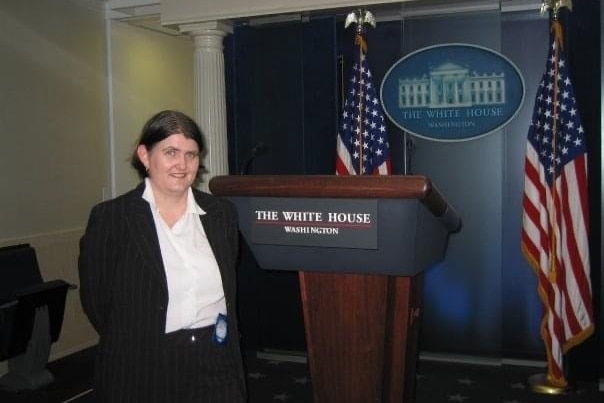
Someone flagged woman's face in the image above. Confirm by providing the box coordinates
[137,133,200,198]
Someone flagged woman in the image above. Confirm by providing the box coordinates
[78,110,247,402]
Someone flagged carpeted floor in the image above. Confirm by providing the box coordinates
[0,347,601,402]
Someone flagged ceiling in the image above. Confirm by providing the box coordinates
[113,0,544,36]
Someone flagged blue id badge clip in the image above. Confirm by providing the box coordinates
[213,313,228,345]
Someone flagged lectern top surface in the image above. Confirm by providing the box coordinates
[209,175,449,217]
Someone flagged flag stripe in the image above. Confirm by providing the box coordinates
[521,20,593,387]
[336,134,357,175]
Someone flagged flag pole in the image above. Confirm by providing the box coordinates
[344,9,376,174]
[336,9,391,175]
[527,0,574,395]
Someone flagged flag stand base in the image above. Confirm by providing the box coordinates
[528,373,574,395]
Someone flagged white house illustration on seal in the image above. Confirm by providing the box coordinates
[398,61,506,109]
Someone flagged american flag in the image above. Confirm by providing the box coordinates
[335,34,391,175]
[521,21,594,387]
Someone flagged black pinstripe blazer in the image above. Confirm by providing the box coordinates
[78,183,247,402]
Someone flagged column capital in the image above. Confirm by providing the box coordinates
[179,20,233,37]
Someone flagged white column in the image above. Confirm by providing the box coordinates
[180,21,232,192]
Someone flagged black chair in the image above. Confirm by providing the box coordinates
[0,244,74,391]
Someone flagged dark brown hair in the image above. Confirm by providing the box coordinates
[131,110,205,178]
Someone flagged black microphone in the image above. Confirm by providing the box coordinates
[240,142,268,175]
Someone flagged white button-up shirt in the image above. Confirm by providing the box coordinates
[142,179,227,333]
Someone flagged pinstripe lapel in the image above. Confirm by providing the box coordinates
[127,185,168,288]
[197,195,222,260]
[194,192,229,283]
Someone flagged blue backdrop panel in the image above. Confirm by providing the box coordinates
[302,16,338,174]
[500,13,549,359]
[228,16,338,352]
[224,7,600,369]
[393,12,504,357]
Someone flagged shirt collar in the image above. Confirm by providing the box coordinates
[142,178,206,216]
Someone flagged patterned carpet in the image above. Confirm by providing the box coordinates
[246,354,603,403]
[0,347,601,402]
[414,359,602,403]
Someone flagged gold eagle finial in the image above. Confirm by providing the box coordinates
[540,0,572,19]
[344,9,376,34]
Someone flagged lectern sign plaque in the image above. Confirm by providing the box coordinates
[250,198,378,249]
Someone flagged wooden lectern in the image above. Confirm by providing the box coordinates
[209,175,460,403]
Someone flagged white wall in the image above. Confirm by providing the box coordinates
[0,0,109,239]
[0,0,194,375]
[0,0,108,373]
